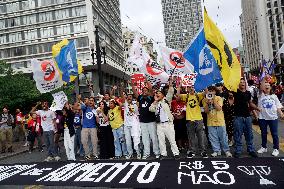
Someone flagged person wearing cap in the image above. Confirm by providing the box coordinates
[203,86,232,157]
[131,79,160,160]
[108,99,128,159]
[176,84,208,158]
[149,79,180,159]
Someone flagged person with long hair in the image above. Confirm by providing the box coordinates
[96,101,114,159]
[257,82,284,157]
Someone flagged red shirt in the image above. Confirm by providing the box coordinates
[27,117,42,134]
[15,112,24,125]
[171,100,186,119]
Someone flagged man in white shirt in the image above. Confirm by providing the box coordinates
[31,101,60,162]
[123,94,141,159]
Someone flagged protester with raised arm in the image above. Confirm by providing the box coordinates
[177,83,208,158]
[131,78,160,159]
[149,78,180,159]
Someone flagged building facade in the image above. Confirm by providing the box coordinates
[161,0,202,51]
[0,0,128,96]
[241,0,284,81]
[122,26,157,75]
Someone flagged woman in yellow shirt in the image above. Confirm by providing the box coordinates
[108,99,128,159]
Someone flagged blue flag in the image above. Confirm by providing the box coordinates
[54,40,79,82]
[183,27,222,92]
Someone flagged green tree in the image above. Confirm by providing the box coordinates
[0,60,75,114]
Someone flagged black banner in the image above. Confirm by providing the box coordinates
[1,158,284,188]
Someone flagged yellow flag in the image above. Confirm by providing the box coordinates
[204,10,241,92]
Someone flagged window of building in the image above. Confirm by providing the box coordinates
[40,27,54,38]
[38,0,53,6]
[24,29,37,40]
[55,9,70,20]
[28,45,37,55]
[7,17,21,27]
[0,35,6,44]
[39,12,53,22]
[13,47,25,56]
[22,0,36,10]
[71,6,86,17]
[76,37,89,48]
[73,22,87,33]
[9,32,22,42]
[6,2,20,13]
[23,15,36,25]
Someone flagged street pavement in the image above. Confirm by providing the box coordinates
[0,121,283,189]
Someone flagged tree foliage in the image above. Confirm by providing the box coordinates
[0,60,75,114]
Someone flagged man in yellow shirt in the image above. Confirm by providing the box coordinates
[203,86,232,157]
[177,85,208,158]
[108,99,128,159]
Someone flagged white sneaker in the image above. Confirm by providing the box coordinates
[225,151,232,157]
[137,154,142,159]
[257,147,267,154]
[125,154,132,160]
[272,149,279,157]
[23,142,28,147]
[54,156,61,161]
[211,152,221,157]
[44,156,54,162]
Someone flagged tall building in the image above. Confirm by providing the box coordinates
[161,0,202,51]
[122,26,157,74]
[240,0,284,81]
[0,0,127,96]
[266,0,284,81]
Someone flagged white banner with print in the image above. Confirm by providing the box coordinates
[31,59,63,93]
[49,91,68,112]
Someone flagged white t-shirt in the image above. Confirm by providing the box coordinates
[157,103,169,123]
[124,102,139,126]
[36,110,56,131]
[96,108,109,127]
[258,94,283,120]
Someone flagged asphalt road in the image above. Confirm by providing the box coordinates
[0,121,283,189]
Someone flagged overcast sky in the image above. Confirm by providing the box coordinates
[120,0,242,48]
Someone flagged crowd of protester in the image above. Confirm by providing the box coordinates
[0,77,283,161]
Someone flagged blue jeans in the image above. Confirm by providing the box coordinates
[43,130,56,157]
[140,122,160,156]
[208,126,230,153]
[112,126,128,157]
[233,116,255,154]
[259,119,279,149]
[74,128,84,156]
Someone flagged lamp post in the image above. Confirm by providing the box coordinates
[90,21,106,95]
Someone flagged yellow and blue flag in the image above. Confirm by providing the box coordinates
[52,39,83,83]
[183,27,222,92]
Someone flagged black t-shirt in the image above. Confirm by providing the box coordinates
[137,95,156,123]
[233,89,251,117]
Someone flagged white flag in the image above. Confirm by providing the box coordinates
[31,59,63,93]
[127,34,150,68]
[160,46,194,76]
[49,91,68,112]
[139,58,169,85]
[278,44,284,54]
